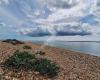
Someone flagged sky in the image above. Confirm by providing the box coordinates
[0,0,100,41]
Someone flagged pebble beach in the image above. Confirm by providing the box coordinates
[0,41,100,80]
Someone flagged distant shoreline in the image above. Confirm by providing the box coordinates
[59,41,100,42]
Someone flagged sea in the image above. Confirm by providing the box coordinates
[33,40,100,57]
[0,35,100,57]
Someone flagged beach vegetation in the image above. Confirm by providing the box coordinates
[23,45,32,49]
[3,50,59,78]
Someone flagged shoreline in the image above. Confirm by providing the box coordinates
[0,40,100,80]
[59,41,100,42]
[31,41,100,57]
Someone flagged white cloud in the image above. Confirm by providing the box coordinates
[38,0,79,9]
[17,22,93,37]
[0,0,9,4]
[0,0,100,37]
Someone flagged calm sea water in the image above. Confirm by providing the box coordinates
[32,41,100,57]
[52,41,100,56]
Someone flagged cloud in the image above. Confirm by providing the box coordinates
[0,0,100,37]
[17,22,93,37]
[38,0,78,9]
[0,0,9,4]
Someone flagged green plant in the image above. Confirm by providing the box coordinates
[23,45,31,49]
[3,50,36,70]
[3,50,59,78]
[34,58,59,77]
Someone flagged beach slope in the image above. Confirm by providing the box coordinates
[0,41,100,80]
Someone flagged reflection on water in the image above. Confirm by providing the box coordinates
[33,41,100,57]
